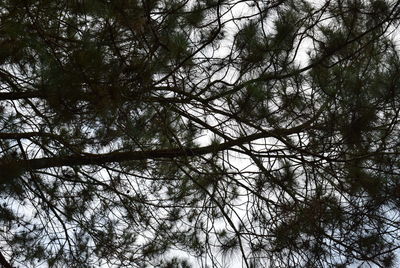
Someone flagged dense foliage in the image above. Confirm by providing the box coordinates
[1,0,400,267]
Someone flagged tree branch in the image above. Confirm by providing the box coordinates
[0,130,283,174]
[0,251,13,268]
[0,100,328,175]
[0,91,45,101]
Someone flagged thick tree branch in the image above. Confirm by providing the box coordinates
[0,132,58,140]
[0,130,287,173]
[0,91,45,101]
[3,134,263,171]
[0,100,328,174]
[0,251,13,268]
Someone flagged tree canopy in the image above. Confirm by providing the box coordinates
[1,0,400,267]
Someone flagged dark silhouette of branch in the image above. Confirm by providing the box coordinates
[0,251,13,268]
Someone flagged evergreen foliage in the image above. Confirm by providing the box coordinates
[0,0,400,267]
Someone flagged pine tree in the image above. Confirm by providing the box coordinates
[1,0,400,267]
